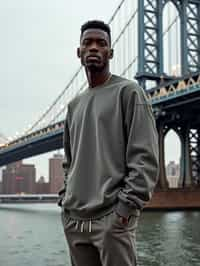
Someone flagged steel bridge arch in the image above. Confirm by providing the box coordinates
[164,127,182,187]
[162,0,181,14]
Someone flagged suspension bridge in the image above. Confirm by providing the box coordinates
[0,0,200,194]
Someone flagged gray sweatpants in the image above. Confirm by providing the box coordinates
[61,210,139,266]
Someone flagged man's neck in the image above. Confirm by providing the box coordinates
[86,69,111,89]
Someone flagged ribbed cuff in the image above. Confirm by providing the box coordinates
[115,201,140,218]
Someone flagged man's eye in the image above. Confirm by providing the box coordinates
[83,40,91,45]
[98,40,106,46]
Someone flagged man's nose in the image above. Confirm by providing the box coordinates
[89,42,99,51]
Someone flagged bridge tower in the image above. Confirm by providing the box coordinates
[136,0,200,188]
[136,0,200,88]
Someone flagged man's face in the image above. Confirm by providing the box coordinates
[78,29,113,71]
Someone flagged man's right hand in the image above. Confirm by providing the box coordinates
[57,197,63,207]
[57,187,66,207]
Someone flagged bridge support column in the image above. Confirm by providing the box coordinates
[179,125,192,187]
[157,123,168,189]
[136,0,164,89]
[197,129,200,185]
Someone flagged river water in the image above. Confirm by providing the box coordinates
[0,204,199,266]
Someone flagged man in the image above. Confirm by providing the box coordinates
[58,20,159,266]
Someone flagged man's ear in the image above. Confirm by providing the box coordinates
[77,47,81,58]
[109,48,114,59]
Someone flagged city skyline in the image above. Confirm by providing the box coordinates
[0,158,181,194]
[0,151,64,182]
[0,146,181,184]
[0,152,64,194]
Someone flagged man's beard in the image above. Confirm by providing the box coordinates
[86,64,104,72]
[84,60,107,73]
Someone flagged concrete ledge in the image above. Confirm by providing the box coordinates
[1,189,200,209]
[145,188,200,210]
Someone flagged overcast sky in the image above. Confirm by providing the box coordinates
[0,0,180,180]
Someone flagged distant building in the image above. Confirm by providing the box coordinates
[2,161,36,194]
[49,153,64,194]
[167,176,179,188]
[166,161,180,177]
[38,176,46,184]
[35,176,50,194]
[166,161,180,188]
[0,181,2,194]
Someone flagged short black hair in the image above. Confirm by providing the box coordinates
[80,20,111,44]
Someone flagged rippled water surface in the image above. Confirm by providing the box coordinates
[0,204,199,266]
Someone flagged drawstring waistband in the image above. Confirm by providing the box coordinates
[63,209,114,233]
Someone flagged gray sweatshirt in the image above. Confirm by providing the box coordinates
[60,74,159,220]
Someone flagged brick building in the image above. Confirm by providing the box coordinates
[35,176,50,194]
[49,153,64,194]
[2,161,36,194]
[166,161,180,188]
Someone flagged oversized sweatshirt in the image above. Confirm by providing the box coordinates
[59,74,159,220]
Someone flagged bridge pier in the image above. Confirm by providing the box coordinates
[157,123,169,189]
[179,124,192,187]
[157,120,200,189]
